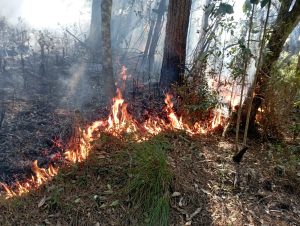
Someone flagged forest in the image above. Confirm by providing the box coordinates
[0,0,299,225]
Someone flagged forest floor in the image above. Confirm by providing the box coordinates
[0,59,299,225]
[0,131,299,226]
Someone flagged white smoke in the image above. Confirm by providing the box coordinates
[0,0,90,29]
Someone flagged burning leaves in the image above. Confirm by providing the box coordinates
[0,87,225,199]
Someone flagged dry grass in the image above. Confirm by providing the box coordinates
[0,131,299,226]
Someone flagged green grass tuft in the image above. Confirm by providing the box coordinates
[127,136,172,226]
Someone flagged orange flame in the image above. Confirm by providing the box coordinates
[211,110,222,129]
[0,161,59,199]
[0,79,226,199]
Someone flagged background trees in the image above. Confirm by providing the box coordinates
[242,0,300,131]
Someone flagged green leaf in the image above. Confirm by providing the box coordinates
[217,3,234,15]
[110,200,119,207]
[243,0,252,12]
[205,3,215,14]
[251,29,260,34]
[250,0,259,4]
[260,0,269,8]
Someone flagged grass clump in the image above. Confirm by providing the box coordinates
[127,136,172,226]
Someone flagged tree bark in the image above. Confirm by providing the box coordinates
[235,3,255,151]
[143,18,155,60]
[242,0,300,129]
[101,0,116,100]
[243,0,271,144]
[88,0,102,63]
[160,0,192,90]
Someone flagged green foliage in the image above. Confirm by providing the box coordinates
[290,123,300,141]
[148,196,170,226]
[274,53,300,88]
[228,38,252,80]
[243,0,252,12]
[270,143,300,173]
[262,53,300,136]
[217,3,234,15]
[127,137,172,226]
[47,186,64,210]
[175,79,218,121]
[205,3,215,14]
[244,0,269,12]
[260,0,270,8]
[250,0,259,5]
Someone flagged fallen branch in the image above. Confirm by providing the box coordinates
[186,207,202,221]
[65,29,90,50]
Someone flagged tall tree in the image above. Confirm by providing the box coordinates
[147,0,167,72]
[88,0,102,63]
[160,0,192,89]
[235,0,256,151]
[243,0,272,144]
[101,0,116,100]
[242,0,300,129]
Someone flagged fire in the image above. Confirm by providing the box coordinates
[0,78,226,199]
[0,161,59,199]
[211,110,222,129]
[121,65,127,81]
[207,78,240,108]
[107,89,137,134]
[119,65,127,91]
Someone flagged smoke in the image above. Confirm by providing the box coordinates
[0,0,90,29]
[60,63,92,110]
[0,0,23,24]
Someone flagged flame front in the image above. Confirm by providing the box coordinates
[1,160,59,199]
[0,85,225,199]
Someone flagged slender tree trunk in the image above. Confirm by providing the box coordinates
[193,0,212,59]
[101,0,116,100]
[147,0,166,72]
[160,0,192,89]
[242,0,300,129]
[89,0,102,63]
[297,54,300,73]
[243,0,271,145]
[143,18,155,59]
[235,3,255,151]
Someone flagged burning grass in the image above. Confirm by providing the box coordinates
[0,134,129,225]
[0,87,224,199]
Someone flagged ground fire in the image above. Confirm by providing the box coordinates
[0,86,225,199]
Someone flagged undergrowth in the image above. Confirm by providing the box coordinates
[127,135,172,226]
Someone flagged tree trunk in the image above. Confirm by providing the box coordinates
[143,18,155,60]
[297,54,300,73]
[243,0,271,144]
[242,0,300,129]
[89,0,102,63]
[235,3,255,151]
[147,0,166,72]
[101,0,116,100]
[193,0,212,58]
[160,0,192,90]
